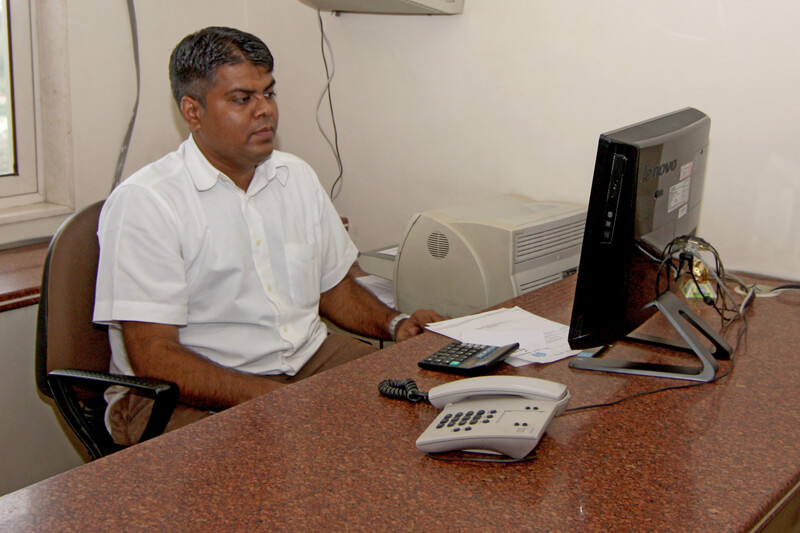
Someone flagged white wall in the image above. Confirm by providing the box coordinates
[254,0,800,280]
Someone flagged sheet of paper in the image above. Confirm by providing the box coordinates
[425,306,582,365]
[504,340,582,367]
[355,275,395,308]
[460,328,546,351]
[424,307,514,338]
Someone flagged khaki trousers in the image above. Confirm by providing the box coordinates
[109,333,378,446]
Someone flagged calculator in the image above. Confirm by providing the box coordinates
[418,341,520,376]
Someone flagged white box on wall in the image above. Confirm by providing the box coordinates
[297,0,463,15]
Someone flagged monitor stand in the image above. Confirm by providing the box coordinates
[568,291,732,382]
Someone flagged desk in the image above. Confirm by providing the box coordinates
[1,275,799,532]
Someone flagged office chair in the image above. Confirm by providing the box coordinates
[35,200,179,460]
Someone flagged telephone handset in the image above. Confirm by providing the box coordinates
[416,376,570,459]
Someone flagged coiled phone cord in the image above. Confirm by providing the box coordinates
[378,379,428,403]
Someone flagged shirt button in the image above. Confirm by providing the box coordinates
[282,326,288,333]
[267,285,272,292]
[256,239,261,246]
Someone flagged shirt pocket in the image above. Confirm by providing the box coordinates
[285,243,320,308]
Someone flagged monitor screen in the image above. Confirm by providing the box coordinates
[567,108,729,381]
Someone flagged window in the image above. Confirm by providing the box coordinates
[0,0,39,207]
[0,0,72,236]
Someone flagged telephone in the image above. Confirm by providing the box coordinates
[415,376,570,459]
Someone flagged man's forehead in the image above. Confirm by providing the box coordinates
[212,62,274,87]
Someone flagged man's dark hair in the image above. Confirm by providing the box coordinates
[169,26,274,108]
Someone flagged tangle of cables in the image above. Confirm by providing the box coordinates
[653,235,756,333]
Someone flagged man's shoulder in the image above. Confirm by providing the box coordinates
[105,143,195,216]
[124,145,190,189]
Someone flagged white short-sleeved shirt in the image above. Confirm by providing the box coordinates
[93,135,358,377]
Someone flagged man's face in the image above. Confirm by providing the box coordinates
[183,61,279,185]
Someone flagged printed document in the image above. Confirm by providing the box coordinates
[425,306,582,366]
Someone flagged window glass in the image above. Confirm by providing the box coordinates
[0,1,14,176]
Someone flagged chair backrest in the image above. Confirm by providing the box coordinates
[35,201,109,397]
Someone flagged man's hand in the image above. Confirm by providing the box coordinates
[320,269,449,342]
[394,309,449,342]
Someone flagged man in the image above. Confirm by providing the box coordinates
[94,26,445,445]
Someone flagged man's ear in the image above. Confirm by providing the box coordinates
[180,96,203,132]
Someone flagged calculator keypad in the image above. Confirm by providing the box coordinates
[418,341,518,376]
[423,343,493,366]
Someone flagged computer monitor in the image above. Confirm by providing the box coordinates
[567,107,731,381]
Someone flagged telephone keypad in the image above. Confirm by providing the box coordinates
[416,396,560,459]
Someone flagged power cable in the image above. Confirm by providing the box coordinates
[112,0,140,191]
[315,10,344,200]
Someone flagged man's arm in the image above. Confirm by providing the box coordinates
[121,321,281,410]
[319,272,447,342]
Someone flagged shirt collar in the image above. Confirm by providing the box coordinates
[183,134,289,192]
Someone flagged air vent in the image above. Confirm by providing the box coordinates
[514,220,585,264]
[519,273,563,293]
[427,232,450,259]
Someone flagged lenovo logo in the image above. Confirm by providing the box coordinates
[642,159,677,182]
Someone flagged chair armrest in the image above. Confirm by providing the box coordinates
[47,369,179,457]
